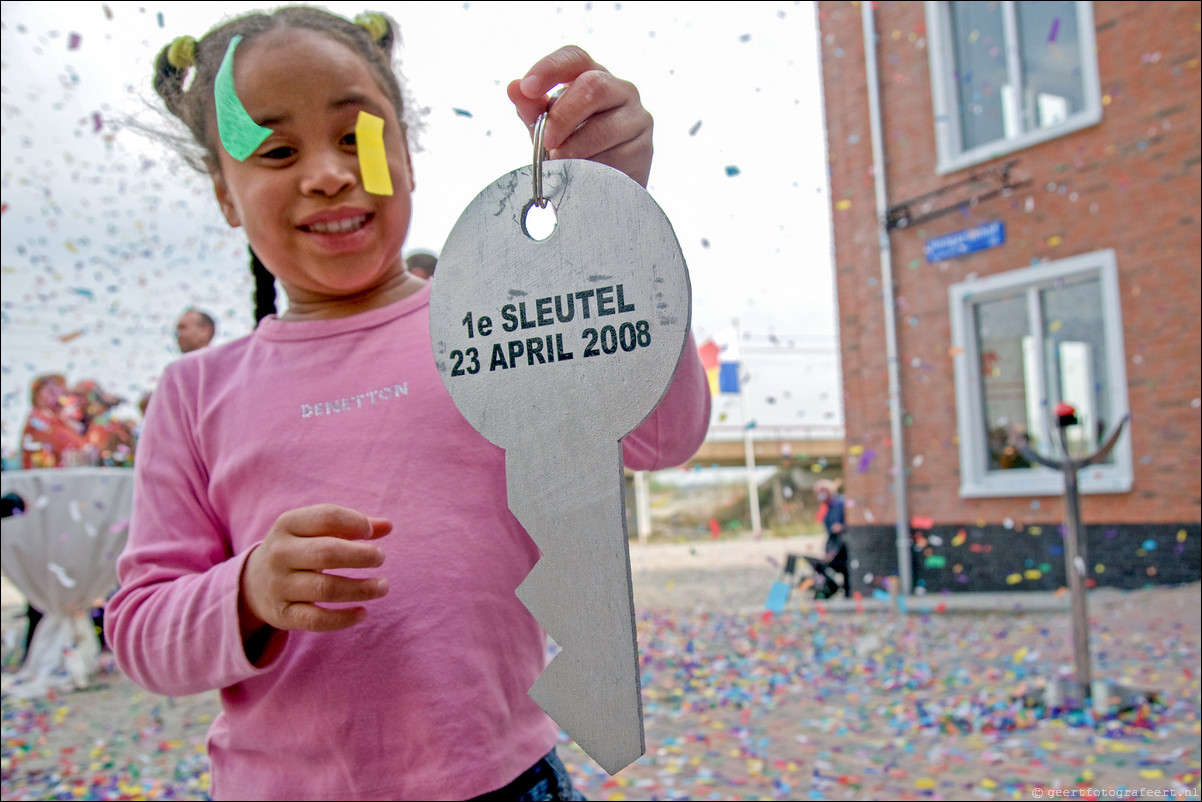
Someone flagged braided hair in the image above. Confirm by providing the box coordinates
[249,248,277,326]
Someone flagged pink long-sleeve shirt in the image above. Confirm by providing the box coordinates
[107,285,709,800]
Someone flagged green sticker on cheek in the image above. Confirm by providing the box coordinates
[214,35,273,161]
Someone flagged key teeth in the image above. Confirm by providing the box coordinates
[518,555,645,775]
[516,522,556,553]
[529,652,645,776]
[515,558,573,647]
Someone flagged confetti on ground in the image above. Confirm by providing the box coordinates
[561,584,1200,800]
[4,575,1198,801]
[1,655,213,801]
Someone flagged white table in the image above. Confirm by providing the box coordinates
[1,468,133,696]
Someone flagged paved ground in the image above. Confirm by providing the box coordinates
[3,534,1199,800]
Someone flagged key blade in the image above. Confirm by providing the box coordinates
[508,441,645,775]
[529,650,644,775]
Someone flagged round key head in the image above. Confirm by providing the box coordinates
[429,159,691,449]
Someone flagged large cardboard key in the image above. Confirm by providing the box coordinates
[428,158,691,774]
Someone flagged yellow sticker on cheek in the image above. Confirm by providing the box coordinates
[355,111,394,196]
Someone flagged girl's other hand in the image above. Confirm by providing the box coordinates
[239,504,391,647]
[507,46,653,188]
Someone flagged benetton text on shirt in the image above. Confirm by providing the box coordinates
[300,383,409,419]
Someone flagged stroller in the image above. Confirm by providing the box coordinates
[803,551,849,600]
[771,552,848,603]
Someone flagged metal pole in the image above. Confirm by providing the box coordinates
[634,470,651,545]
[861,2,912,594]
[1058,426,1092,700]
[739,346,762,535]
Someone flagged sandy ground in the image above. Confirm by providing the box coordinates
[3,533,1200,800]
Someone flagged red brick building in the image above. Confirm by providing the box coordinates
[817,1,1200,594]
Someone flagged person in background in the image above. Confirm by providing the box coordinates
[142,308,219,417]
[175,308,216,353]
[74,380,137,467]
[16,377,115,657]
[405,250,437,280]
[21,374,87,469]
[0,491,24,519]
[806,479,850,599]
[0,487,36,657]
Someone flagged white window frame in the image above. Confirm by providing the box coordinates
[925,1,1103,174]
[949,249,1133,498]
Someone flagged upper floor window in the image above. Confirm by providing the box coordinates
[949,249,1133,498]
[925,1,1102,173]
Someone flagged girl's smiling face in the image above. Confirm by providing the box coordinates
[209,27,417,320]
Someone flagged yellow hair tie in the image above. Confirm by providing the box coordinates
[166,35,197,71]
[354,12,389,44]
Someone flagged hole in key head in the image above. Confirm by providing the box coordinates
[522,199,557,241]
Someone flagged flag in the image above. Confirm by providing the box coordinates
[697,339,741,395]
[718,362,740,394]
[698,339,721,395]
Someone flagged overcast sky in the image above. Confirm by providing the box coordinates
[1,1,842,460]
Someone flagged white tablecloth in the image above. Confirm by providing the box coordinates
[1,468,133,696]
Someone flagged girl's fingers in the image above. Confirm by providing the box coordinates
[547,100,649,161]
[244,553,388,633]
[507,78,547,130]
[277,603,368,633]
[284,536,386,573]
[508,46,615,138]
[266,505,391,572]
[544,71,642,149]
[513,46,605,103]
[281,570,388,606]
[272,574,388,632]
[510,46,653,187]
[275,504,391,540]
[241,506,392,634]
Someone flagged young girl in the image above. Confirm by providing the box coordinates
[105,7,710,800]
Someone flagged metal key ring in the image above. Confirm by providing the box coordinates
[531,88,564,209]
[532,112,550,208]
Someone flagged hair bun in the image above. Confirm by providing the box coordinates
[354,12,390,44]
[166,35,197,71]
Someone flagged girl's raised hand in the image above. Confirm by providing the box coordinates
[507,46,653,188]
[239,504,391,648]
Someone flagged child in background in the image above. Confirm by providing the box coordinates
[74,380,137,466]
[105,6,710,801]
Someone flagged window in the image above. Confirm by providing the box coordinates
[926,1,1102,173]
[949,250,1132,498]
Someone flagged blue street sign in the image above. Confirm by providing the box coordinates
[925,220,1005,262]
